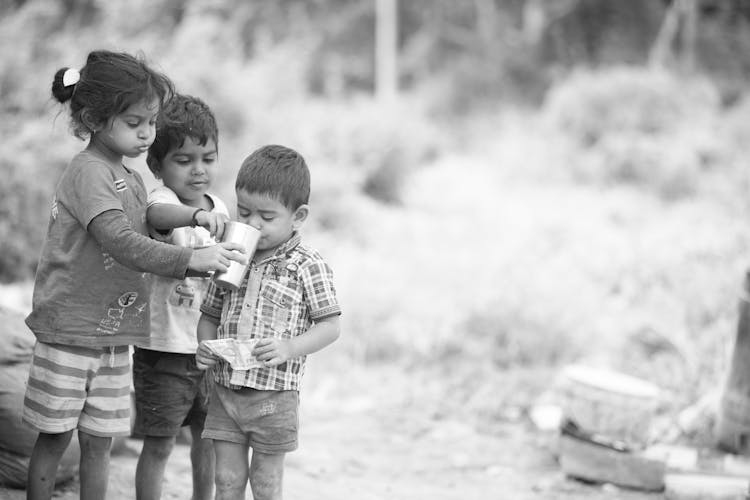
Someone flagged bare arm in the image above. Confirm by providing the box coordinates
[252,315,341,367]
[148,203,199,230]
[148,203,229,239]
[197,313,220,343]
[196,313,220,369]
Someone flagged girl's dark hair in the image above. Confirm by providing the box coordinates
[146,94,219,175]
[236,145,310,210]
[51,50,174,139]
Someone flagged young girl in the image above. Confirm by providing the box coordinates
[22,50,246,500]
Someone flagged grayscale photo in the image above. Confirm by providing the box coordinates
[1,1,750,499]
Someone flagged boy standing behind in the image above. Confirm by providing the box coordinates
[196,145,341,500]
[133,94,228,500]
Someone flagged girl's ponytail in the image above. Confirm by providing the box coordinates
[51,67,76,104]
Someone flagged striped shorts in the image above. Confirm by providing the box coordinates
[23,341,132,437]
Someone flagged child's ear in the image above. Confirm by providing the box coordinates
[81,109,103,133]
[292,204,309,230]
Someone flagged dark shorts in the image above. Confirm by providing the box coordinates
[202,383,298,454]
[132,347,209,437]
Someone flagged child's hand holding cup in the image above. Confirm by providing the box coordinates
[212,221,260,290]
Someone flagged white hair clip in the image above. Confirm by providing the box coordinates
[62,68,80,87]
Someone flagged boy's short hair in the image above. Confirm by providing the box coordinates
[235,145,310,210]
[147,94,218,175]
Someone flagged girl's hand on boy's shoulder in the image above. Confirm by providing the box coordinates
[196,210,230,239]
[252,338,293,367]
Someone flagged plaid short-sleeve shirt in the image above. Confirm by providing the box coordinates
[200,233,341,391]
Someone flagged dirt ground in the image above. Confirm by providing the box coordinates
[0,362,663,500]
[0,415,662,500]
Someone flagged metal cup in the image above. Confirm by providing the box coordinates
[212,221,260,290]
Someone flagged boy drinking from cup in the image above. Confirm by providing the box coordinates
[196,145,341,500]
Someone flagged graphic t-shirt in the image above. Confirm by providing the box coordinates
[136,185,229,353]
[26,150,156,346]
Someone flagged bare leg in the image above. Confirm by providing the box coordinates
[249,451,285,500]
[213,440,249,500]
[78,430,112,500]
[135,435,176,500]
[189,422,215,500]
[27,430,74,500]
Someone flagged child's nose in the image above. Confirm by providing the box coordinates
[138,126,151,140]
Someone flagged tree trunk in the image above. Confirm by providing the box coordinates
[717,271,750,455]
[649,0,698,71]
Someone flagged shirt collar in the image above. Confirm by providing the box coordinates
[257,232,301,264]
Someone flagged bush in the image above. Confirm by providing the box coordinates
[455,307,581,370]
[574,133,719,200]
[0,120,75,283]
[0,161,55,283]
[296,96,443,207]
[721,95,750,156]
[422,48,552,116]
[361,146,407,204]
[544,66,720,146]
[543,67,726,199]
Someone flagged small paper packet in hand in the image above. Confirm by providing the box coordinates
[201,338,264,370]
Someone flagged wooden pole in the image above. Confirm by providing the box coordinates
[375,0,397,102]
[680,0,698,72]
[523,0,545,45]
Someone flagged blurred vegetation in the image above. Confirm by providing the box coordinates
[3,0,750,281]
[3,0,750,436]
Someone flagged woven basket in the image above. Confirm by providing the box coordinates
[558,364,661,447]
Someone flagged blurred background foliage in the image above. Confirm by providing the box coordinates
[3,0,750,431]
[4,0,750,279]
